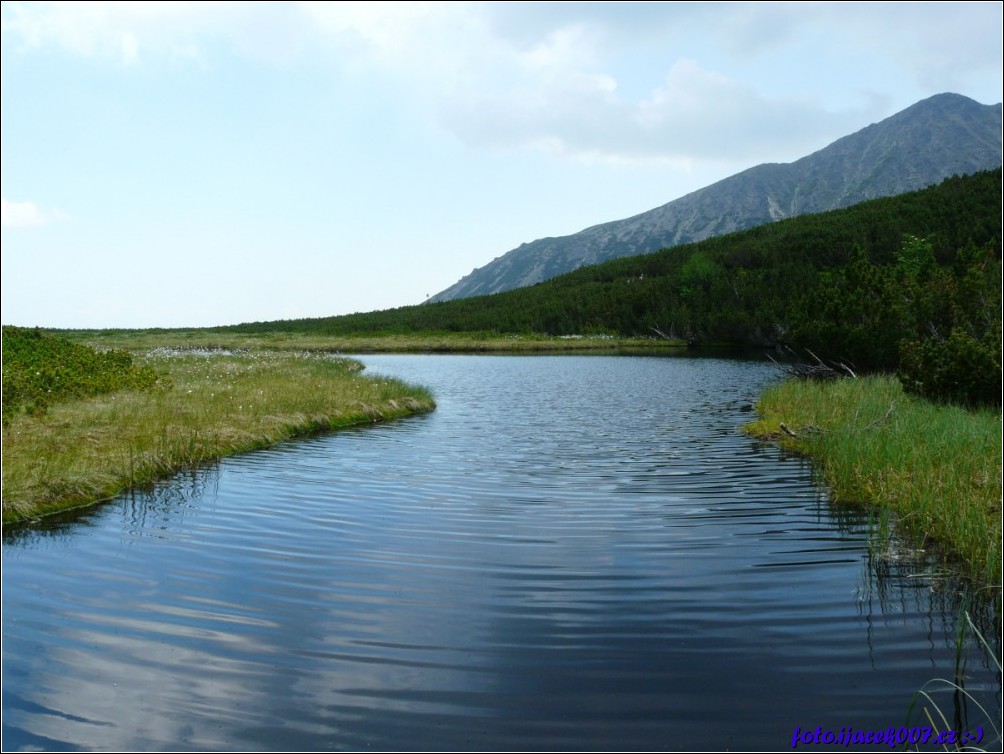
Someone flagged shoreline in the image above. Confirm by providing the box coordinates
[2,351,435,525]
[743,375,1002,590]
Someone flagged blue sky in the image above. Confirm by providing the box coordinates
[2,2,1001,329]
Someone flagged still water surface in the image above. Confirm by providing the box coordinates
[2,355,999,751]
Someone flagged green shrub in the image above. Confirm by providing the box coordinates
[899,326,1002,408]
[2,326,166,423]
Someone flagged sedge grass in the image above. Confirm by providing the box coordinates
[2,351,434,523]
[744,375,1002,589]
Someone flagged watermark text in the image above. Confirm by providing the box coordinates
[791,725,984,748]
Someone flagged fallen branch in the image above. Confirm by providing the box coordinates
[779,422,825,439]
[649,326,673,340]
[767,348,858,381]
[780,422,799,438]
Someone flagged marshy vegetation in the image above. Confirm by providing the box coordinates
[60,328,687,354]
[745,375,1001,589]
[2,332,434,523]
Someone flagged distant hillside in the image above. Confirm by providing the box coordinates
[430,92,1002,302]
[228,169,1002,406]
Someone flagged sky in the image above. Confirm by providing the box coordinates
[2,2,1001,329]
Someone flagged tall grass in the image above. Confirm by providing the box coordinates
[745,376,1002,588]
[2,351,434,523]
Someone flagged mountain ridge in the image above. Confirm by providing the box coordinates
[429,92,1002,302]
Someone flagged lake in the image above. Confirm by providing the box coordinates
[2,354,999,751]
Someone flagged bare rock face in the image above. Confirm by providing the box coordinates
[429,93,1002,303]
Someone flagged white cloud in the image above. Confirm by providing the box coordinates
[2,198,46,228]
[1,198,67,229]
[2,2,999,164]
[287,2,993,164]
[1,1,246,64]
[443,57,881,165]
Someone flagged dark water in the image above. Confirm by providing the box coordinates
[2,355,999,751]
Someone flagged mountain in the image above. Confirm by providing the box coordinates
[429,92,1002,302]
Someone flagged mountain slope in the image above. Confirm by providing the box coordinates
[430,92,1002,302]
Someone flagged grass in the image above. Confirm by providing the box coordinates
[56,328,688,353]
[2,349,435,523]
[744,375,1002,589]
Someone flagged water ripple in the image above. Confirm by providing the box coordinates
[3,354,998,751]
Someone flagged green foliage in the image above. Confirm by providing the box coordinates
[896,241,1002,407]
[679,251,722,298]
[899,327,1002,408]
[896,234,936,280]
[790,246,910,370]
[2,326,166,423]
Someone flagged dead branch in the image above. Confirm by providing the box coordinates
[768,348,857,381]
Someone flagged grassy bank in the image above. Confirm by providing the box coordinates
[59,328,688,353]
[2,350,435,523]
[744,376,1002,588]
